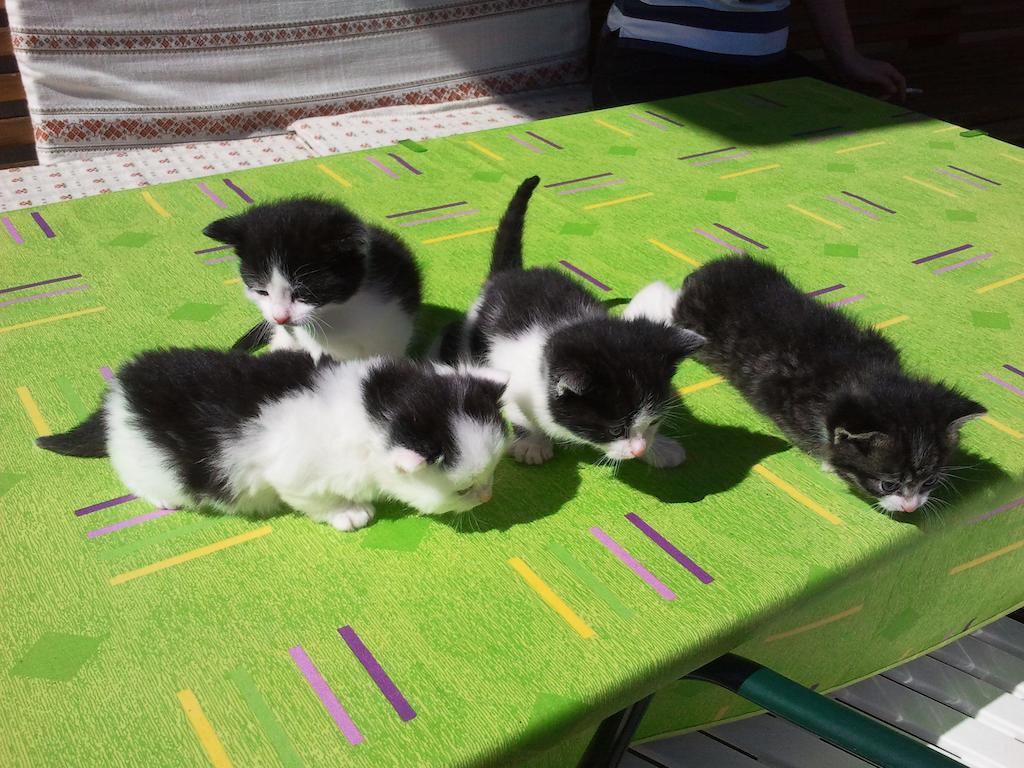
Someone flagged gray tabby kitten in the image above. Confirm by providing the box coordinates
[626,255,985,514]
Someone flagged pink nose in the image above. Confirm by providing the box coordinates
[629,438,647,458]
[477,487,493,503]
[273,312,291,325]
[902,502,918,513]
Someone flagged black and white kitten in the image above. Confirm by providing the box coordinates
[440,177,706,467]
[204,197,421,361]
[627,256,985,513]
[37,349,508,531]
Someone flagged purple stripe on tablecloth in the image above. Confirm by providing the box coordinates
[559,260,610,292]
[223,178,254,202]
[196,182,227,208]
[841,191,895,214]
[544,173,612,188]
[194,244,233,254]
[679,146,737,161]
[630,114,666,130]
[691,151,752,167]
[827,293,865,307]
[693,228,743,254]
[3,217,25,244]
[949,165,999,185]
[982,373,1024,399]
[367,156,399,179]
[645,110,685,127]
[913,243,972,265]
[87,507,175,539]
[713,223,767,250]
[625,513,713,584]
[31,212,55,238]
[590,527,676,600]
[0,283,88,308]
[826,195,880,220]
[387,201,467,218]
[968,496,1024,525]
[398,209,480,227]
[387,153,422,175]
[1003,364,1024,379]
[526,131,562,150]
[338,626,416,721]
[748,93,786,108]
[556,179,626,196]
[807,283,845,297]
[205,255,239,265]
[99,366,115,381]
[936,168,987,190]
[792,125,844,138]
[0,274,82,296]
[508,135,543,154]
[74,494,137,517]
[933,252,992,274]
[289,646,363,744]
[807,130,855,143]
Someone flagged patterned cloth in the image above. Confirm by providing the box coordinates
[0,86,592,211]
[8,0,590,161]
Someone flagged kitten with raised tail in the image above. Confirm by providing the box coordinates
[204,197,421,361]
[627,255,985,514]
[37,349,508,531]
[440,176,706,468]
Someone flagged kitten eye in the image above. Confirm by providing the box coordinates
[253,289,269,296]
[879,480,900,494]
[609,426,626,439]
[922,474,940,488]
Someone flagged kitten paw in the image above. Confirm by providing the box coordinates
[641,435,686,468]
[320,503,375,532]
[269,326,297,352]
[820,461,835,474]
[511,434,554,465]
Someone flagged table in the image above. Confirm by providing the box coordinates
[2,78,1022,768]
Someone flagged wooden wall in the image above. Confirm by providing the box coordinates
[0,0,36,169]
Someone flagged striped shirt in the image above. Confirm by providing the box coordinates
[608,0,792,59]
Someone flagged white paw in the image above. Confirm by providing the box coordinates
[322,503,375,532]
[820,461,835,474]
[510,433,555,465]
[641,434,686,468]
[269,326,296,351]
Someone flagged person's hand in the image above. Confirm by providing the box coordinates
[835,52,907,102]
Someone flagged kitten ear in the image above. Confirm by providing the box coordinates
[334,224,369,255]
[947,394,986,436]
[668,327,706,360]
[202,215,244,246]
[833,426,890,448]
[554,369,588,397]
[391,447,427,473]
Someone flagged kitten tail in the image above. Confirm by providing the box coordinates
[36,407,108,458]
[489,175,541,276]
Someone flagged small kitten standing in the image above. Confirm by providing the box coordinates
[627,256,985,513]
[204,197,421,361]
[37,349,508,531]
[440,177,705,467]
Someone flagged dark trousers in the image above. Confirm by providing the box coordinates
[592,30,824,109]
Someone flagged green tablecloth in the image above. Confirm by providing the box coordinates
[2,79,1022,768]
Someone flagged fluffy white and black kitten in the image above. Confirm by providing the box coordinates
[37,349,508,531]
[627,256,985,513]
[439,177,705,468]
[204,197,421,361]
